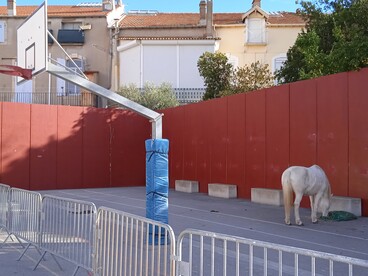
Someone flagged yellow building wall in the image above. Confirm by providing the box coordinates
[215,24,303,72]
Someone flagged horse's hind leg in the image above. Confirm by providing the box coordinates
[294,193,304,226]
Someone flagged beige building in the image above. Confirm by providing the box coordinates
[0,0,123,106]
[214,0,305,76]
[117,0,304,91]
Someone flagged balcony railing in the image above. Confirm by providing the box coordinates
[0,88,205,107]
[0,92,98,107]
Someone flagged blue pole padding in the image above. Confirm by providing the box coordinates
[145,139,169,245]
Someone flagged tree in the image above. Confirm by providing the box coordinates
[112,82,179,110]
[197,52,233,100]
[221,61,274,96]
[276,0,368,83]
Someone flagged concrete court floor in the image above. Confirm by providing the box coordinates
[0,186,367,275]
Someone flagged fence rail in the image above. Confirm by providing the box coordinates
[37,195,97,274]
[94,206,176,276]
[0,92,98,107]
[1,186,368,276]
[176,229,368,276]
[0,88,205,107]
[0,184,10,233]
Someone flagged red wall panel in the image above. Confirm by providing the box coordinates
[317,73,349,196]
[195,101,211,193]
[227,93,246,197]
[182,104,200,182]
[245,90,266,196]
[82,107,111,188]
[56,106,84,189]
[290,79,317,166]
[265,85,290,189]
[348,69,368,216]
[1,103,31,189]
[209,98,228,184]
[30,104,57,190]
[163,106,185,188]
[110,109,150,187]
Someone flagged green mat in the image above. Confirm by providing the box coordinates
[321,211,358,221]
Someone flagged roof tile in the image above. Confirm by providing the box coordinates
[0,5,108,17]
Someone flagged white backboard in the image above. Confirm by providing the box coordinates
[17,1,47,83]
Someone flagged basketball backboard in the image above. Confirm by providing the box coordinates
[16,1,47,83]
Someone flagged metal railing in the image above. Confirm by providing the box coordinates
[94,206,176,276]
[0,92,98,107]
[0,184,10,233]
[176,229,368,276]
[37,195,97,275]
[1,186,367,276]
[0,88,205,107]
[4,188,42,251]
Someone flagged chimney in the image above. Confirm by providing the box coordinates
[7,0,16,16]
[252,0,261,8]
[206,0,213,37]
[199,0,206,26]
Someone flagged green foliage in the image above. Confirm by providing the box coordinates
[198,52,274,99]
[277,0,368,83]
[197,52,233,100]
[114,82,179,110]
[225,61,274,96]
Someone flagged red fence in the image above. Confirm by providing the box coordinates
[0,69,367,215]
[162,69,368,216]
[0,104,150,190]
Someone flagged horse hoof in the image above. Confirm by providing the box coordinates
[312,220,318,224]
[296,221,304,226]
[285,222,291,225]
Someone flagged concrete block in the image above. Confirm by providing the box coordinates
[175,180,199,193]
[208,183,237,199]
[329,196,362,217]
[251,188,283,206]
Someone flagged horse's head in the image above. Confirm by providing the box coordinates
[320,192,332,217]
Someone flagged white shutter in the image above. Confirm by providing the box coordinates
[56,58,66,95]
[0,21,5,43]
[247,18,265,43]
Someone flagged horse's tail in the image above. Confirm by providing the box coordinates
[282,169,293,224]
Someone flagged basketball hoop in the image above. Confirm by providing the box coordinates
[0,65,32,80]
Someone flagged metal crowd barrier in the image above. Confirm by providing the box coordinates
[0,184,10,233]
[36,195,97,275]
[2,188,42,254]
[176,229,368,276]
[94,206,176,276]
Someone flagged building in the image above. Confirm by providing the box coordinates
[117,0,218,91]
[0,0,124,106]
[214,0,305,78]
[117,0,305,91]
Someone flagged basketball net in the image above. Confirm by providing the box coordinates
[0,65,32,80]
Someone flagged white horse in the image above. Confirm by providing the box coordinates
[281,165,332,226]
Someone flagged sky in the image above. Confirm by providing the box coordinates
[1,0,302,13]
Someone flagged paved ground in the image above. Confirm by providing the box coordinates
[0,186,367,275]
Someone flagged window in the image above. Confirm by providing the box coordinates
[0,21,5,43]
[62,22,82,30]
[57,58,84,96]
[58,22,85,44]
[65,59,84,95]
[246,18,266,44]
[273,54,287,84]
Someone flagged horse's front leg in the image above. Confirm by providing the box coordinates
[294,193,304,226]
[312,193,322,223]
[310,195,318,223]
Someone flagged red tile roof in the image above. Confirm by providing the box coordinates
[0,5,108,17]
[120,11,304,29]
[121,13,200,28]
